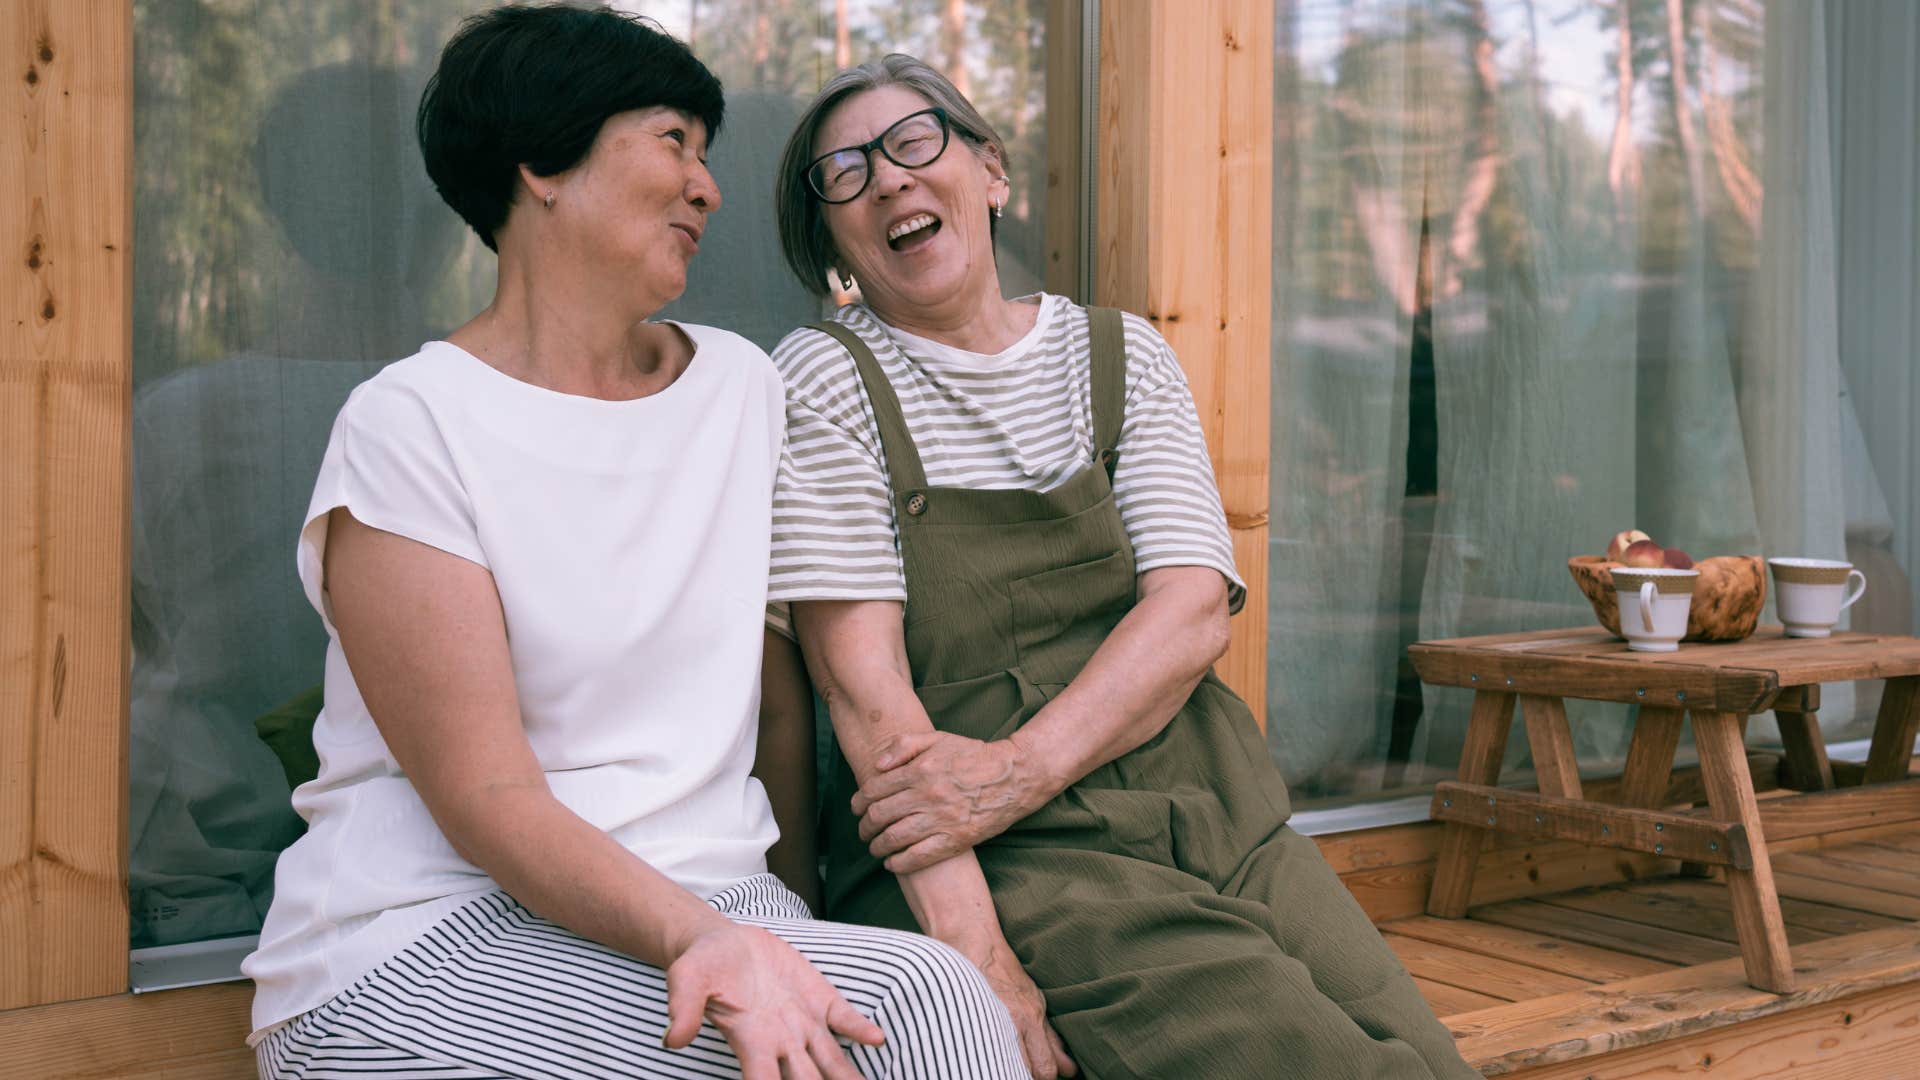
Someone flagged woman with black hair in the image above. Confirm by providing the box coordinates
[242,8,1026,1079]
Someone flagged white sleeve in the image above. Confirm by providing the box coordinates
[295,382,486,629]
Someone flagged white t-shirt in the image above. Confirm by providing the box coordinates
[242,325,784,1040]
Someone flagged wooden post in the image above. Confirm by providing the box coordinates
[0,0,133,1010]
[1042,0,1084,298]
[1096,1,1273,724]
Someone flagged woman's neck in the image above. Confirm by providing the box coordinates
[447,251,689,401]
[868,288,1039,355]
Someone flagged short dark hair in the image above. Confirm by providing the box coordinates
[417,4,724,252]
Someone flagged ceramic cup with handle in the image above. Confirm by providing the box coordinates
[1610,567,1699,652]
[1768,557,1867,638]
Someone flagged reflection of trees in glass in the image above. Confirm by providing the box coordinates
[133,1,486,384]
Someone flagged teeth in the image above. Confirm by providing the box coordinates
[887,214,937,242]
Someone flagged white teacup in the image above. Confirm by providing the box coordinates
[1769,557,1867,638]
[1611,567,1699,652]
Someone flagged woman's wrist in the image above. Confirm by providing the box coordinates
[658,897,737,964]
[1006,724,1073,810]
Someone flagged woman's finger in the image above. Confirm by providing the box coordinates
[778,1039,825,1080]
[808,1028,865,1080]
[868,815,938,861]
[1018,1010,1059,1080]
[662,969,712,1050]
[856,791,920,843]
[1047,1020,1079,1077]
[824,996,886,1047]
[872,730,941,771]
[735,1042,782,1080]
[852,762,922,814]
[882,833,959,874]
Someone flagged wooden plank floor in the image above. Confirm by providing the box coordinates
[1391,824,1920,1076]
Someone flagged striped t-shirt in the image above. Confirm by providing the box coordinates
[766,294,1243,632]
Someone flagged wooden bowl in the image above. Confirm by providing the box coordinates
[1568,554,1766,642]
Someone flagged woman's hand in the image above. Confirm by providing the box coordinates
[853,730,1058,874]
[665,922,886,1080]
[956,933,1078,1080]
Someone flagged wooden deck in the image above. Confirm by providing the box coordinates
[6,768,1919,1078]
[1405,825,1920,1077]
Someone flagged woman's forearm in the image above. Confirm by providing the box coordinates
[1010,566,1232,798]
[792,600,1013,946]
[436,781,731,968]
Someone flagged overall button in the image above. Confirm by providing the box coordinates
[905,492,928,516]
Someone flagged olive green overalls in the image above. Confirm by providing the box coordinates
[808,310,1475,1080]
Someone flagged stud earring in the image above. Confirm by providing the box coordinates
[543,191,555,210]
[837,269,855,292]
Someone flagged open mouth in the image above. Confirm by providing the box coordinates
[886,213,941,251]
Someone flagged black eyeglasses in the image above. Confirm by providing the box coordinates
[805,107,952,204]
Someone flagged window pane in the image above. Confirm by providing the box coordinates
[1268,0,1920,808]
[129,0,1052,949]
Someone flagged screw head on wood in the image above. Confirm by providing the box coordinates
[1655,844,1664,854]
[1601,825,1611,834]
[1470,674,1479,683]
[1655,823,1664,832]
[1709,841,1719,852]
[1442,798,1452,808]
[1506,677,1514,685]
[1535,814,1545,824]
[1637,688,1646,697]
[1676,691,1687,701]
[1487,816,1496,825]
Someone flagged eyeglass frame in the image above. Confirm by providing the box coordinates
[803,107,960,205]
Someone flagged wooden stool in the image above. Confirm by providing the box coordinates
[1407,628,1920,993]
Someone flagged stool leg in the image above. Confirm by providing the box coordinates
[1427,690,1516,918]
[1695,709,1795,992]
[1865,676,1920,785]
[1619,706,1684,808]
[1776,706,1834,792]
[1521,695,1582,799]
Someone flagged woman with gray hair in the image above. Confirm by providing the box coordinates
[765,54,1476,1079]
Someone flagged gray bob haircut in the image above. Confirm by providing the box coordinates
[775,53,1007,297]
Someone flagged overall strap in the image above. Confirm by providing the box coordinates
[1086,306,1127,476]
[807,321,930,496]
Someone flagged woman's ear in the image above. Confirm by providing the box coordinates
[515,163,554,210]
[978,145,1011,209]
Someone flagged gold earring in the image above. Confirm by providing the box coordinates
[543,191,555,210]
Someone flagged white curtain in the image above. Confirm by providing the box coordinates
[1268,0,1915,801]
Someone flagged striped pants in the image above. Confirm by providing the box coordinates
[257,875,1028,1079]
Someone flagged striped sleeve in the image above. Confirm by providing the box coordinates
[1112,314,1248,613]
[766,329,908,606]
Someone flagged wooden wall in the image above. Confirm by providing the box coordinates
[0,0,133,1011]
[1095,0,1273,726]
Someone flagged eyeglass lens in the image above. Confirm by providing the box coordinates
[809,110,948,203]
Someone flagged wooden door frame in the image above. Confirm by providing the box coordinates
[2,0,134,1012]
[1093,0,1273,726]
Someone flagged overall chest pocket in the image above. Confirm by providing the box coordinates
[1007,549,1134,685]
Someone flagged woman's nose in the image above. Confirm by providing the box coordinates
[688,162,721,212]
[868,154,914,199]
